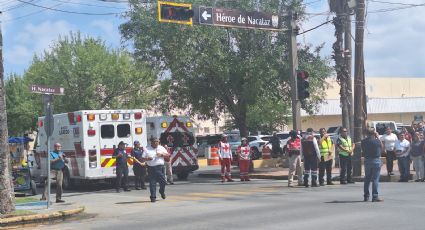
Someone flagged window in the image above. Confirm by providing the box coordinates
[117,124,131,138]
[204,127,210,133]
[247,137,257,142]
[261,136,272,142]
[101,125,114,139]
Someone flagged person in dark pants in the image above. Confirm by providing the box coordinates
[270,133,282,158]
[380,127,398,176]
[361,128,384,202]
[131,140,147,190]
[41,143,68,203]
[142,137,169,202]
[301,128,321,187]
[113,141,131,193]
[318,128,334,186]
[337,128,355,184]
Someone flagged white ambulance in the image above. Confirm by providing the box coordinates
[31,109,147,189]
[146,116,198,180]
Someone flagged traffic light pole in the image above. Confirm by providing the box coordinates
[288,11,301,131]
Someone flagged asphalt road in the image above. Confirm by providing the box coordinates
[29,176,425,230]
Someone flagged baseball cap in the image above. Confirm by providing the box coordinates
[134,140,140,145]
[118,141,126,146]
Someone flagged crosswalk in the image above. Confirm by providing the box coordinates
[165,187,280,203]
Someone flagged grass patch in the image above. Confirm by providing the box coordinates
[0,210,35,219]
[15,197,38,204]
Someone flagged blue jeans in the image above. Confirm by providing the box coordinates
[364,158,381,199]
[147,165,166,199]
[397,156,410,181]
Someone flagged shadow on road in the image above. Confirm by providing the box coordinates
[325,200,365,204]
[115,200,152,205]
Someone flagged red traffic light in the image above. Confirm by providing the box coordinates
[158,1,194,25]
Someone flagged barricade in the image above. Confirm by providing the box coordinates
[262,146,271,159]
[207,147,220,165]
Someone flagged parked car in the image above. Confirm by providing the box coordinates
[247,135,273,160]
[367,121,397,136]
[196,134,222,157]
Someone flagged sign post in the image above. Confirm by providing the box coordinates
[30,85,64,208]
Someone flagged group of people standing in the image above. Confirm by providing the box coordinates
[381,126,425,182]
[113,138,171,202]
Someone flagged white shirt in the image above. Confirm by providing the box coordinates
[380,133,398,151]
[218,141,232,159]
[142,145,168,166]
[395,139,410,157]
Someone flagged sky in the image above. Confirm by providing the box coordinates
[1,0,424,78]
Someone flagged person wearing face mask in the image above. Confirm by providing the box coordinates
[395,133,411,182]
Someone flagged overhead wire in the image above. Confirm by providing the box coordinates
[49,0,127,10]
[16,0,124,15]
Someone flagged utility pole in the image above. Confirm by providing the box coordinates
[288,10,301,131]
[344,4,354,138]
[353,0,366,177]
[0,18,16,214]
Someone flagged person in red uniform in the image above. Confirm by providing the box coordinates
[286,130,303,187]
[219,135,234,182]
[237,137,251,181]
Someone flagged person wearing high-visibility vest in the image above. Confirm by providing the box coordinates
[237,137,251,181]
[218,135,234,182]
[286,130,303,187]
[318,128,334,186]
[336,128,355,184]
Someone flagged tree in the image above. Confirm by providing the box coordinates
[5,74,38,136]
[121,0,332,136]
[0,25,15,214]
[23,32,156,115]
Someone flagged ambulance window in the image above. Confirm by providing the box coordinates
[117,124,131,138]
[101,125,114,139]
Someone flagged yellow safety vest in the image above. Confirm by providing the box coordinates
[319,137,332,156]
[338,136,352,157]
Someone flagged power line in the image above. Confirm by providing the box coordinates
[49,0,127,10]
[2,2,64,22]
[298,19,333,35]
[16,0,123,15]
[368,0,425,7]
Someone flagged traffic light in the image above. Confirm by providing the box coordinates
[297,70,310,100]
[158,1,194,25]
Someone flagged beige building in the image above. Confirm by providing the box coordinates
[301,77,425,130]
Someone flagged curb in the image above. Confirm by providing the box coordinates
[0,207,85,227]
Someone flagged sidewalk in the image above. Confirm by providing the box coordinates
[0,199,84,227]
[197,164,408,182]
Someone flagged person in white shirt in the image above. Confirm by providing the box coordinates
[380,128,398,176]
[142,137,170,202]
[395,133,411,182]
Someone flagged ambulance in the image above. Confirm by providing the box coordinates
[31,109,147,189]
[146,116,198,180]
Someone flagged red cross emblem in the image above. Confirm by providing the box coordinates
[243,148,250,154]
[223,144,229,152]
[167,135,174,145]
[182,134,190,145]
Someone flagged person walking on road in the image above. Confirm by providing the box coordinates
[218,135,234,182]
[237,137,251,181]
[409,132,425,182]
[286,130,303,187]
[395,133,411,182]
[41,142,68,203]
[143,137,169,202]
[113,141,131,192]
[337,128,355,184]
[301,128,321,187]
[131,140,147,190]
[380,127,398,176]
[361,128,384,202]
[318,128,334,186]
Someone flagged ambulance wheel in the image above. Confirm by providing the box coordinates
[177,172,189,180]
[31,180,37,196]
[62,168,73,190]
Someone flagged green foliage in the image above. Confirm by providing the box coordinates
[5,32,156,135]
[121,0,332,135]
[5,74,38,136]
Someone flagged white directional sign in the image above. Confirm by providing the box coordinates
[198,6,283,31]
